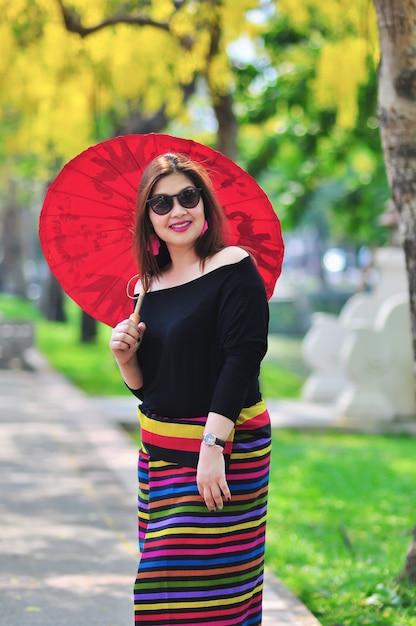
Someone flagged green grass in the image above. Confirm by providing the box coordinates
[260,361,303,399]
[36,305,128,396]
[262,334,307,398]
[267,430,416,625]
[0,294,43,320]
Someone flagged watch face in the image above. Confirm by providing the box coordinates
[204,434,215,445]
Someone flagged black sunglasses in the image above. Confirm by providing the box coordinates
[146,187,202,215]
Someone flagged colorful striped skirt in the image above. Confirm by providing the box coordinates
[135,400,271,625]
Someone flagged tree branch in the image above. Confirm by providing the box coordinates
[55,0,170,38]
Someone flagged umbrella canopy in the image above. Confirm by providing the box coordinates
[39,133,284,327]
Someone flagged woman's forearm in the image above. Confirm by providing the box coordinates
[116,357,143,390]
[203,412,235,442]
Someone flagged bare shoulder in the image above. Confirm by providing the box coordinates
[206,246,249,272]
[133,277,144,295]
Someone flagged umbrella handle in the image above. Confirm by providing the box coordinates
[129,291,146,324]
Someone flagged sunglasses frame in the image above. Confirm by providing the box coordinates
[146,187,202,215]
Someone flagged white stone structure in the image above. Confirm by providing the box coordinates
[301,247,416,421]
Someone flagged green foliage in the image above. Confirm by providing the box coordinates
[234,6,390,247]
[267,429,416,625]
[1,0,392,247]
[0,0,253,171]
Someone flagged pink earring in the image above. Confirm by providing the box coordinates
[147,234,161,255]
[200,220,209,237]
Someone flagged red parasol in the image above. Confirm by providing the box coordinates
[39,133,284,327]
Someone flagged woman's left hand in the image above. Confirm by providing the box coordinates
[196,445,231,512]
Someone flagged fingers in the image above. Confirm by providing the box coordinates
[197,445,232,512]
[197,465,231,512]
[137,322,146,346]
[109,319,146,353]
[198,481,231,512]
[219,479,231,504]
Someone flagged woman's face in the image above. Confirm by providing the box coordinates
[147,172,205,250]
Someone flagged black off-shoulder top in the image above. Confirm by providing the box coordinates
[129,256,269,424]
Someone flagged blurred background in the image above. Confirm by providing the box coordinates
[2,4,416,624]
[0,0,391,396]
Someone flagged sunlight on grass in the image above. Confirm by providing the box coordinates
[267,430,416,625]
[260,362,303,398]
[0,294,42,320]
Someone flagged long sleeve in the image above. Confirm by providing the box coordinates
[208,257,269,422]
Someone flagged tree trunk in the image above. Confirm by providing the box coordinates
[40,272,67,322]
[0,184,26,296]
[373,0,416,584]
[212,92,238,161]
[203,0,238,160]
[81,310,97,343]
[374,0,416,376]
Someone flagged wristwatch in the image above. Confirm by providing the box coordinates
[202,433,226,449]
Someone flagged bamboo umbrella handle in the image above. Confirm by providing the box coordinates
[129,291,146,324]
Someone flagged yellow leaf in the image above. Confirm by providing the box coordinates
[314,37,369,128]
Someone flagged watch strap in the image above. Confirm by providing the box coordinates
[202,433,226,449]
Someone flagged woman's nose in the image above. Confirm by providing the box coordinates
[170,197,186,215]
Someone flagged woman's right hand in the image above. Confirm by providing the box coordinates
[109,319,146,365]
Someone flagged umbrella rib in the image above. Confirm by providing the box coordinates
[119,135,148,175]
[57,165,138,205]
[87,138,143,192]
[47,187,135,215]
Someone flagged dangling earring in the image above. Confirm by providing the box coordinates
[147,234,161,255]
[199,220,209,237]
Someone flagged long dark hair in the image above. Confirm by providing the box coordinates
[133,153,226,292]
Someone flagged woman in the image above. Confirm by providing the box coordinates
[109,153,272,625]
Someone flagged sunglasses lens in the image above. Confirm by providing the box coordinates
[178,187,201,208]
[148,196,172,215]
[147,187,201,214]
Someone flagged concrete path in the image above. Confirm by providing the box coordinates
[0,360,322,626]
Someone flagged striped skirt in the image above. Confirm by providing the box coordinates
[134,400,271,625]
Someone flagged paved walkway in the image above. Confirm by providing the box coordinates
[0,356,322,626]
